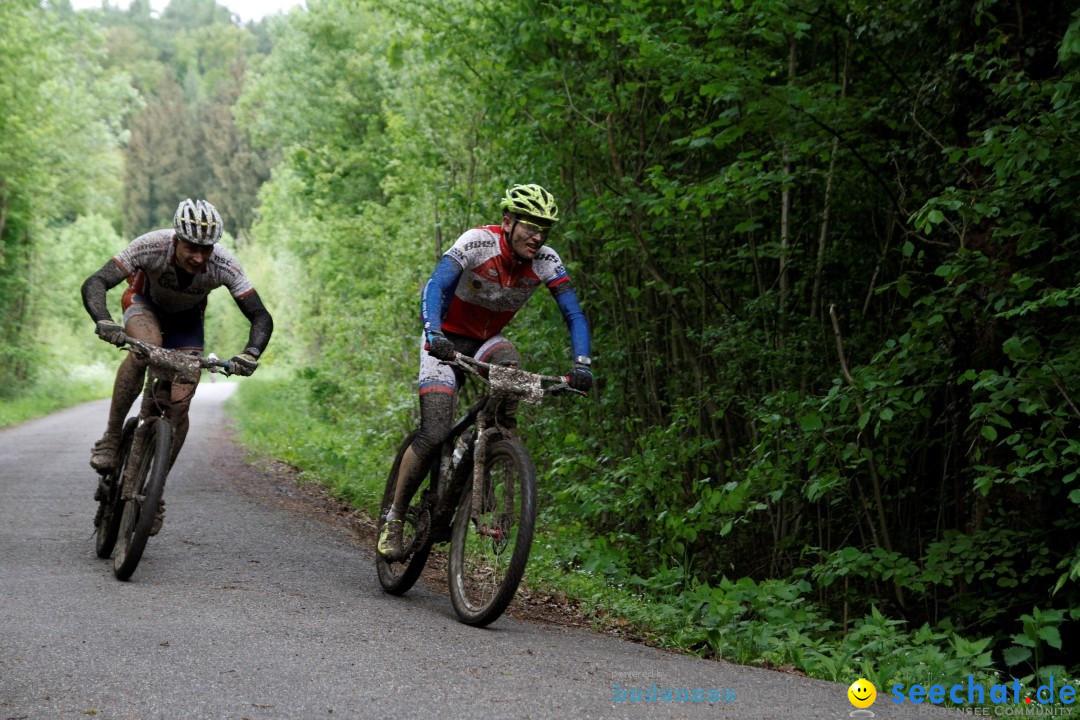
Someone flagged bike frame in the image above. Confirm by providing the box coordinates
[377,352,584,622]
[439,355,575,525]
[99,337,235,579]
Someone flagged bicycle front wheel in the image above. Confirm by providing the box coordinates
[113,417,172,581]
[94,416,139,559]
[448,439,536,627]
[376,432,435,595]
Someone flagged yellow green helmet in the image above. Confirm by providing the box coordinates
[499,184,559,224]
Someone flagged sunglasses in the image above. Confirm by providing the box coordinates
[515,219,551,239]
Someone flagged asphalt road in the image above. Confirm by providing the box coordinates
[0,384,955,719]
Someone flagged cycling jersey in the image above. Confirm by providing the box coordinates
[422,225,590,358]
[112,230,254,313]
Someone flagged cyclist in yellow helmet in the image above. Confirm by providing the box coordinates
[378,184,592,560]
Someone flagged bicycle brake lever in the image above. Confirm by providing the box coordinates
[121,338,149,357]
[207,361,233,376]
[435,350,460,366]
[547,382,588,397]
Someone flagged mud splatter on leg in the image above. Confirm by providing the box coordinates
[101,312,161,437]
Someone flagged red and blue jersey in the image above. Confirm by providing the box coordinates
[422,225,590,358]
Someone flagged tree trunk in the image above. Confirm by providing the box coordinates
[778,36,797,348]
[810,33,850,322]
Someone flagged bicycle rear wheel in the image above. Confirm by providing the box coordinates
[94,416,139,558]
[448,438,536,627]
[113,417,172,581]
[376,431,436,595]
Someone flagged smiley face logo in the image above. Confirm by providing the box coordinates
[847,678,877,708]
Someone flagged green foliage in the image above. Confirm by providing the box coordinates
[225,0,1080,687]
[525,527,1000,693]
[1004,607,1071,688]
[32,214,130,368]
[5,0,1080,694]
[90,0,272,237]
[0,1,137,386]
[0,366,113,429]
[227,370,407,509]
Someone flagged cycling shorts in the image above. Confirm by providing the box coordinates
[417,331,514,397]
[122,292,205,352]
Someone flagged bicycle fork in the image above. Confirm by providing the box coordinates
[121,374,171,502]
[120,423,147,502]
[470,409,514,540]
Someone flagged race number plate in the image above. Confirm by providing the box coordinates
[487,365,543,403]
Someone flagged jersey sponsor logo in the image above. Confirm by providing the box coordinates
[129,246,161,260]
[209,255,240,273]
[465,239,497,252]
[155,271,206,294]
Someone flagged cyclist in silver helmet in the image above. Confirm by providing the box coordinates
[80,198,273,535]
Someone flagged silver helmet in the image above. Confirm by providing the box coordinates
[173,198,223,245]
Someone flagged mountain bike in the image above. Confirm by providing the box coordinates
[376,354,583,627]
[93,337,232,580]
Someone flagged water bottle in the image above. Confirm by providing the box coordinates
[451,439,467,468]
[451,431,473,470]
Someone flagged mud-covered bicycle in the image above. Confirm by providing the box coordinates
[93,337,232,580]
[376,354,583,627]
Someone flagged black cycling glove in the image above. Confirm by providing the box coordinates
[568,362,593,392]
[426,330,456,361]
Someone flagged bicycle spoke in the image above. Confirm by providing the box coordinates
[375,431,436,594]
[455,451,526,616]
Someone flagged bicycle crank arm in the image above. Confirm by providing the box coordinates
[476,522,505,540]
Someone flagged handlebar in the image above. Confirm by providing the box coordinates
[447,353,587,400]
[122,336,233,378]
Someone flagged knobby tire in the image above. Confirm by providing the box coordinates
[113,417,172,581]
[448,438,536,627]
[376,431,435,595]
[94,416,139,559]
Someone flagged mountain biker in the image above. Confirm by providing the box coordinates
[80,198,273,534]
[378,183,593,561]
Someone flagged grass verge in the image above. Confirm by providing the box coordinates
[0,365,113,429]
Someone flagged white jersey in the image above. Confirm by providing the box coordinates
[112,230,254,312]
